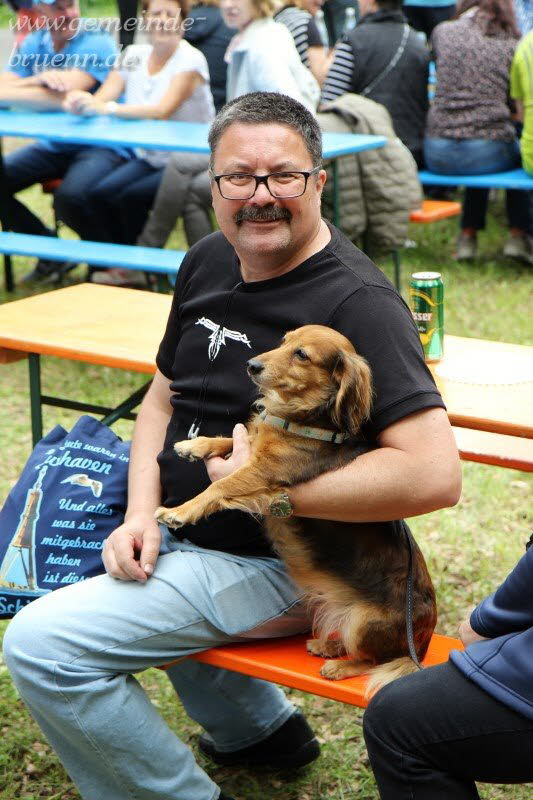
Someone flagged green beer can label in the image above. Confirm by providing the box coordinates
[409,272,444,363]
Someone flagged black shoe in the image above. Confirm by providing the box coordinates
[21,258,78,284]
[198,710,320,770]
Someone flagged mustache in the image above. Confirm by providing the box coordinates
[234,205,292,225]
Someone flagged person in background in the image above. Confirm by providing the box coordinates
[63,0,214,286]
[321,0,429,167]
[2,0,44,44]
[220,0,320,112]
[363,537,533,798]
[511,31,533,175]
[402,0,456,41]
[0,0,119,283]
[273,0,330,83]
[184,0,233,112]
[97,0,230,288]
[424,0,530,263]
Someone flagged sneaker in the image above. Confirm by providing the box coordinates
[455,232,477,261]
[503,233,533,264]
[20,258,77,284]
[198,710,320,770]
[90,268,150,288]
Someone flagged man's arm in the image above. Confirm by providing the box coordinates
[64,70,203,119]
[0,69,96,109]
[206,407,461,522]
[102,369,173,582]
[289,407,461,522]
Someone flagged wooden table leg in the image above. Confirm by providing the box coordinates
[28,353,43,446]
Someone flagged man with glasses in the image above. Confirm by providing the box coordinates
[4,92,461,800]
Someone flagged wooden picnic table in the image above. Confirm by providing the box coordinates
[0,285,531,469]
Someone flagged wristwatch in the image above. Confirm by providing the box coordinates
[269,492,293,518]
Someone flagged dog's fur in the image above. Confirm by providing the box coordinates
[156,325,437,695]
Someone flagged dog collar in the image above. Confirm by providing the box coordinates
[258,410,349,444]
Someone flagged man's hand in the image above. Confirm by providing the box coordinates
[102,513,162,582]
[204,423,251,482]
[63,89,91,112]
[63,89,105,115]
[36,70,72,93]
[459,617,488,647]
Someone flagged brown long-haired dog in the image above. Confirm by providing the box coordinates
[156,325,437,694]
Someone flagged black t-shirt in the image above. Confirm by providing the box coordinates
[156,223,445,557]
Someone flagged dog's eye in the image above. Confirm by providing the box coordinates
[294,348,309,361]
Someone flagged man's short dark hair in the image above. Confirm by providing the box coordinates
[208,92,322,170]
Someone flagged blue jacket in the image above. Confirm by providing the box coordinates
[450,542,533,721]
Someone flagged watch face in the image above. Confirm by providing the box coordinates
[270,494,292,517]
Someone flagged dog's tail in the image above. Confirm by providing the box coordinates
[364,657,420,699]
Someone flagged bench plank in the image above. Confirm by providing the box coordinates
[418,169,533,190]
[410,200,461,223]
[454,427,533,472]
[0,231,184,275]
[185,633,463,707]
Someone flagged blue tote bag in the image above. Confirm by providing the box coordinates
[0,416,130,618]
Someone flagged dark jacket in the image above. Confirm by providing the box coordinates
[184,5,233,113]
[450,542,533,721]
[344,9,429,160]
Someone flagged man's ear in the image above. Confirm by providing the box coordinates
[331,351,373,436]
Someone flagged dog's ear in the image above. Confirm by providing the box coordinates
[331,351,373,436]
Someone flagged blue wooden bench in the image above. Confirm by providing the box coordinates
[381,167,533,292]
[0,232,185,292]
[418,168,533,190]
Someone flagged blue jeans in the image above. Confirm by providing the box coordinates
[424,138,531,232]
[86,157,164,245]
[3,530,310,800]
[3,143,126,239]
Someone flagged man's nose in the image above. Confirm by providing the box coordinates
[247,359,264,375]
[250,180,273,205]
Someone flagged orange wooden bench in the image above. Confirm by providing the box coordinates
[159,633,463,708]
[453,427,533,472]
[409,199,462,224]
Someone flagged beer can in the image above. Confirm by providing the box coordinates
[409,272,444,363]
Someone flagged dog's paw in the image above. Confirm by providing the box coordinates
[307,638,346,659]
[174,439,204,462]
[155,506,187,528]
[320,659,370,681]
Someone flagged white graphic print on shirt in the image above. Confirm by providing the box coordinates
[195,317,252,360]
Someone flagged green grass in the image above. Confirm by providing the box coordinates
[0,183,532,799]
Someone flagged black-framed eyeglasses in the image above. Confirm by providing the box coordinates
[210,167,321,200]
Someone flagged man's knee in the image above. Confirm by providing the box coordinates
[363,672,422,749]
[364,681,400,738]
[3,604,43,683]
[2,598,65,686]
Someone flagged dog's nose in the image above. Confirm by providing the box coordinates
[247,359,264,375]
